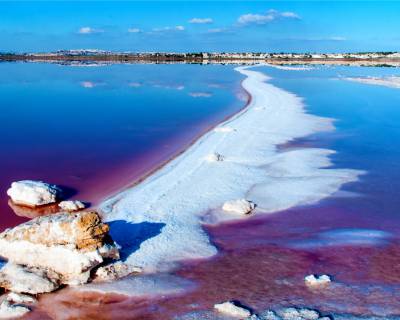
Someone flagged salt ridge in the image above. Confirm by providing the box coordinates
[344,76,400,89]
[100,66,363,273]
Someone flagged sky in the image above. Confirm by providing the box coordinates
[1,1,400,53]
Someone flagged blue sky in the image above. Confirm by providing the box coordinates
[1,1,399,53]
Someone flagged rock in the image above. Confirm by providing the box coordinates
[304,274,331,287]
[0,211,119,286]
[94,262,142,282]
[214,301,252,318]
[0,299,30,319]
[6,292,37,304]
[205,153,224,162]
[222,199,255,215]
[58,200,86,212]
[0,263,59,294]
[7,180,61,207]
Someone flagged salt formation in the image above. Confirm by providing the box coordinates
[214,301,252,318]
[0,263,59,294]
[0,211,119,289]
[262,307,331,320]
[58,200,86,211]
[222,199,255,215]
[7,180,60,207]
[206,153,225,162]
[0,299,30,319]
[94,262,142,281]
[304,274,331,287]
[5,292,36,304]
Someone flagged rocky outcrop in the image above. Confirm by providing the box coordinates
[7,180,61,207]
[0,211,119,287]
[222,199,255,215]
[58,200,86,212]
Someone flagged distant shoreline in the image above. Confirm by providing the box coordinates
[2,55,400,67]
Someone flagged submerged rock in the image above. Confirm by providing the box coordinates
[58,200,86,212]
[7,180,61,207]
[0,211,119,287]
[222,199,255,215]
[0,263,59,294]
[0,299,30,319]
[304,274,331,287]
[214,301,252,318]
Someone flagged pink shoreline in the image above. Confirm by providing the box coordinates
[89,84,251,208]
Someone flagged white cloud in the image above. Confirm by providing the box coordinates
[152,25,185,32]
[189,18,213,24]
[128,28,141,33]
[238,9,300,25]
[329,36,346,41]
[207,28,224,33]
[78,27,104,34]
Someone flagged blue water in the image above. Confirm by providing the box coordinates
[0,62,245,228]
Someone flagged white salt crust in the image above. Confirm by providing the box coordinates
[343,76,400,89]
[7,180,60,207]
[101,66,363,273]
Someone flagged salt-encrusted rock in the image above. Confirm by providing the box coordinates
[0,211,119,285]
[6,292,37,304]
[205,153,224,162]
[94,262,142,282]
[304,274,331,287]
[7,180,61,207]
[214,301,252,318]
[0,299,30,319]
[222,199,255,215]
[0,263,59,294]
[58,200,86,212]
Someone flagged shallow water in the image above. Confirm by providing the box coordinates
[11,64,400,319]
[0,62,245,230]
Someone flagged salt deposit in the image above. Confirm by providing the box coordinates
[7,180,60,207]
[0,299,30,319]
[222,199,255,215]
[101,66,362,273]
[344,76,400,89]
[304,274,331,287]
[205,153,225,162]
[58,200,86,211]
[214,301,252,318]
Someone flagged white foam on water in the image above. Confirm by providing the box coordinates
[100,66,363,273]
